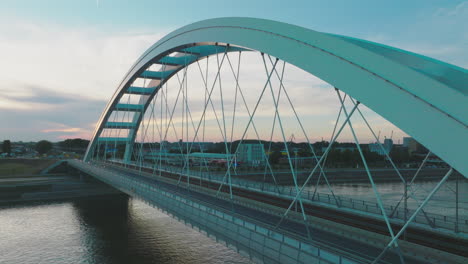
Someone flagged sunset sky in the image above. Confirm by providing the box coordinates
[0,0,466,142]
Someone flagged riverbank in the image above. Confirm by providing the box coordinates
[0,158,58,177]
[0,159,124,205]
[0,173,124,206]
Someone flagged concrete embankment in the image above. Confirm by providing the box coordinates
[0,174,124,205]
[0,159,125,205]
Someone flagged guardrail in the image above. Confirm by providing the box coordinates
[105,159,467,234]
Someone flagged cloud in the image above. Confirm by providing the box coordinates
[129,51,405,144]
[361,2,468,68]
[0,84,83,109]
[42,127,82,133]
[0,18,166,101]
[0,82,107,141]
[434,1,468,17]
[0,17,414,144]
[0,18,167,141]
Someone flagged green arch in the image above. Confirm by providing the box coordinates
[85,17,468,176]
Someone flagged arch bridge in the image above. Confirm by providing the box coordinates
[70,18,467,264]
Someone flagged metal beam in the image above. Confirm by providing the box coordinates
[157,55,198,66]
[84,18,467,177]
[104,121,136,129]
[141,70,175,80]
[114,103,144,112]
[126,86,157,95]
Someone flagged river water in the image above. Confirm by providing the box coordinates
[312,179,468,218]
[0,196,251,264]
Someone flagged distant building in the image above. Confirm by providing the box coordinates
[189,152,234,167]
[369,138,393,156]
[143,151,236,167]
[383,138,393,152]
[237,143,265,166]
[403,137,412,147]
[369,143,385,155]
[402,137,424,154]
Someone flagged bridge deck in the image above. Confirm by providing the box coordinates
[115,160,467,235]
[69,160,467,264]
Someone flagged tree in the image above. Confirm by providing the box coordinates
[341,149,353,166]
[268,150,282,165]
[2,140,11,156]
[36,140,53,154]
[297,148,312,157]
[390,148,410,164]
[58,138,89,149]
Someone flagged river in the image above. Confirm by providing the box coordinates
[0,196,251,264]
[311,179,468,217]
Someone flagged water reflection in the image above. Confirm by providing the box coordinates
[0,196,250,264]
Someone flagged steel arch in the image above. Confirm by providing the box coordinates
[84,17,468,176]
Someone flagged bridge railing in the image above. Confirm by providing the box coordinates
[105,159,467,233]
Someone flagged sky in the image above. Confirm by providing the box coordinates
[0,0,466,143]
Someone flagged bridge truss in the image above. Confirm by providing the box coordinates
[83,18,468,263]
